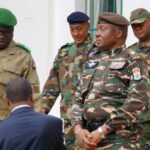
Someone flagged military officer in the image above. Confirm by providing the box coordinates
[128,8,150,147]
[0,8,40,120]
[71,12,150,150]
[41,11,93,149]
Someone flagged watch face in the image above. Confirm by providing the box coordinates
[98,127,105,139]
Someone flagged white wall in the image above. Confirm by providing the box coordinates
[123,0,150,47]
[0,0,49,90]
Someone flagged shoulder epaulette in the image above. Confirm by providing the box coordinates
[16,43,31,53]
[60,43,72,49]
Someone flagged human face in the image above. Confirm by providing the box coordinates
[69,22,90,44]
[131,19,150,42]
[96,23,118,50]
[0,27,14,50]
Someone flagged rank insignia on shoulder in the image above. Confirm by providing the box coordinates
[109,61,126,69]
[132,67,142,80]
[60,43,72,49]
[16,43,31,53]
[86,61,99,68]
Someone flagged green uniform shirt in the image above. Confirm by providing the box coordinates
[0,41,40,120]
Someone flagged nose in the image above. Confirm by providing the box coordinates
[96,29,101,38]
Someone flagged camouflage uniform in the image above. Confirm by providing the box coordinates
[0,41,40,120]
[128,42,150,147]
[71,46,150,150]
[41,36,93,149]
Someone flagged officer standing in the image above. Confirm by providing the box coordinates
[71,12,150,150]
[41,11,93,149]
[0,8,40,120]
[128,8,150,148]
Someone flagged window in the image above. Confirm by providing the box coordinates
[75,0,123,38]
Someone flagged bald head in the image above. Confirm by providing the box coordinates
[6,77,33,103]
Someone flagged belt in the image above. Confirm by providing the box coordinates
[85,119,107,132]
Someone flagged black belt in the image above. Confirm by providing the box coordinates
[85,119,107,132]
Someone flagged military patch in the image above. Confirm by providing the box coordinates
[132,67,142,80]
[109,61,126,69]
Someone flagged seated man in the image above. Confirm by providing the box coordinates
[0,77,66,150]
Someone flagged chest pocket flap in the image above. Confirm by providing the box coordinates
[0,64,21,85]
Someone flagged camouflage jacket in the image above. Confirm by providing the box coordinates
[71,46,150,133]
[128,42,150,144]
[128,42,150,66]
[41,36,93,120]
[0,41,40,120]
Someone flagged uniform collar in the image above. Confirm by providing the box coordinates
[0,40,16,57]
[74,34,93,47]
[100,45,125,57]
[139,41,150,48]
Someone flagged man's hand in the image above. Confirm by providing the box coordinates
[74,125,97,149]
[90,125,109,144]
[90,130,103,144]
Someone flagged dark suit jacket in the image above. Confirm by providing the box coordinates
[0,107,66,150]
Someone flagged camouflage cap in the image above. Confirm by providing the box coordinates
[0,8,17,27]
[130,8,150,24]
[98,12,129,26]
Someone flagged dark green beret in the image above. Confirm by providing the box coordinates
[0,8,17,27]
[98,12,129,26]
[67,11,89,24]
[130,8,150,24]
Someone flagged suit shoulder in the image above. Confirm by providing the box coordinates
[36,112,62,123]
[15,43,31,53]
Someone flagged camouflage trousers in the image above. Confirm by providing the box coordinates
[74,139,150,150]
[64,119,76,150]
[74,128,150,150]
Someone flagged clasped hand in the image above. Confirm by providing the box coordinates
[76,128,103,150]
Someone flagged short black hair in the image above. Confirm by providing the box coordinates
[6,77,33,103]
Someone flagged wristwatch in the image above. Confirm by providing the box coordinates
[97,127,105,139]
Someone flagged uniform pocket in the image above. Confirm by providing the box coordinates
[0,65,21,85]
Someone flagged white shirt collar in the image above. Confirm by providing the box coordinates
[12,105,31,112]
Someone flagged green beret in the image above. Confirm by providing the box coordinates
[0,8,17,27]
[98,12,129,26]
[130,8,150,24]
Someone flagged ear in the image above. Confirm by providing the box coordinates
[86,21,90,29]
[115,28,123,38]
[29,95,34,108]
[4,96,10,106]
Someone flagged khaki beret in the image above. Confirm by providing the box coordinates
[130,8,150,24]
[98,12,129,26]
[0,8,17,27]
